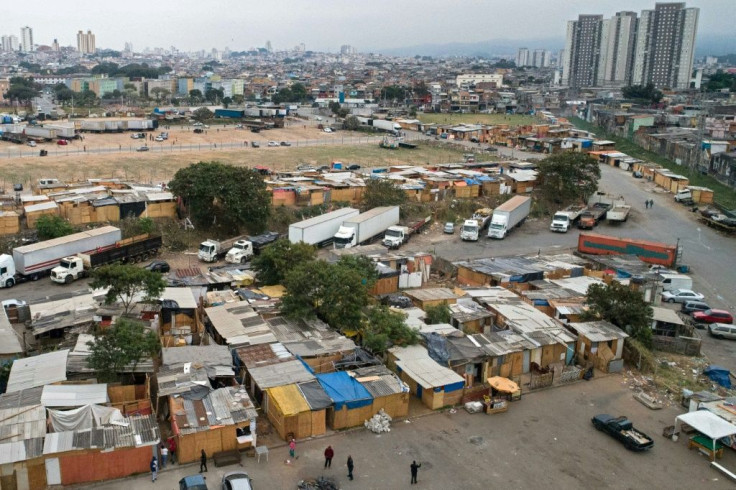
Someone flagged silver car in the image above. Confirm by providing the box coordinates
[443,222,455,234]
[222,471,253,490]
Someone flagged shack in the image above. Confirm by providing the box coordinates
[404,288,458,309]
[265,381,332,441]
[352,365,410,419]
[317,371,374,430]
[566,321,628,373]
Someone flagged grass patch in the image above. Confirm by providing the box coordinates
[418,113,536,127]
[572,117,736,210]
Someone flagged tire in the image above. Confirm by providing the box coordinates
[31,274,39,281]
[64,275,73,284]
[668,298,675,303]
[5,278,14,288]
[241,257,247,265]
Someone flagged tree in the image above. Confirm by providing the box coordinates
[251,239,316,285]
[192,107,214,122]
[222,96,232,108]
[538,152,600,204]
[150,87,170,103]
[90,264,166,315]
[363,305,419,355]
[337,108,350,118]
[344,115,359,131]
[205,87,224,103]
[35,215,74,240]
[86,318,159,382]
[189,89,203,103]
[361,178,407,211]
[232,94,245,105]
[52,83,75,103]
[280,260,329,321]
[425,303,452,324]
[328,101,341,114]
[168,161,272,232]
[622,83,663,104]
[582,282,653,347]
[706,71,736,92]
[4,77,41,104]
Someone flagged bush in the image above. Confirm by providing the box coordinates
[35,215,74,240]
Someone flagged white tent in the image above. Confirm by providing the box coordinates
[675,410,736,456]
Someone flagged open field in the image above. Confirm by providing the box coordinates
[418,112,536,127]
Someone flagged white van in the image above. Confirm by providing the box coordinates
[708,323,736,340]
[659,273,692,292]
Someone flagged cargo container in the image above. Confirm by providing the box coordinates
[371,119,402,133]
[24,126,57,139]
[215,109,245,118]
[577,233,677,267]
[289,208,360,247]
[334,206,400,249]
[45,124,77,138]
[105,120,126,132]
[127,119,156,130]
[81,121,106,132]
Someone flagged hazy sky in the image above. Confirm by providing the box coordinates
[2,0,733,53]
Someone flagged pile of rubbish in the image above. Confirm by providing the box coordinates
[364,409,392,433]
[298,476,338,490]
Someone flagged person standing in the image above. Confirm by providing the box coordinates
[150,456,158,482]
[649,199,654,209]
[410,460,422,484]
[644,199,649,209]
[289,438,297,460]
[199,449,208,473]
[168,437,177,464]
[160,443,168,469]
[324,445,334,468]
[347,455,354,481]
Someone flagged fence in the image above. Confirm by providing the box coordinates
[651,335,701,356]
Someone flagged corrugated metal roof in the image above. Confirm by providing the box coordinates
[0,307,23,355]
[24,201,59,212]
[0,387,44,409]
[404,288,458,302]
[206,302,274,347]
[0,404,47,442]
[6,350,69,393]
[41,384,110,408]
[156,365,211,397]
[247,359,315,389]
[162,287,198,309]
[567,321,629,342]
[43,413,160,455]
[172,387,257,435]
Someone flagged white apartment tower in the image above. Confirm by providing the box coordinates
[597,11,638,87]
[1,35,19,52]
[20,26,33,52]
[77,30,96,54]
[516,48,529,67]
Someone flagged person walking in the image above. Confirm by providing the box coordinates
[410,460,422,484]
[347,455,354,481]
[150,456,158,482]
[160,443,168,469]
[649,199,654,209]
[644,199,649,209]
[289,438,297,460]
[199,449,208,473]
[324,445,334,468]
[168,437,177,464]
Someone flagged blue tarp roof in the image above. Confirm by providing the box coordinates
[316,371,373,410]
[704,365,731,389]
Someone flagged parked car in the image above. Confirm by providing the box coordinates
[681,300,711,315]
[250,141,260,148]
[316,165,330,171]
[27,140,36,147]
[661,289,704,304]
[708,323,736,340]
[592,414,654,451]
[632,171,643,178]
[56,139,68,145]
[347,164,361,170]
[179,475,208,490]
[315,116,323,121]
[2,299,27,309]
[267,141,278,147]
[235,124,244,129]
[155,136,164,142]
[144,260,170,273]
[221,471,253,490]
[280,141,291,146]
[323,128,333,133]
[693,309,733,325]
[380,294,412,309]
[444,222,455,234]
[136,146,150,152]
[193,128,204,134]
[296,164,315,171]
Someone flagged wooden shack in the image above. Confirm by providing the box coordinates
[404,288,458,309]
[317,371,375,430]
[266,382,331,440]
[0,211,20,235]
[686,186,714,204]
[353,365,410,419]
[24,201,59,228]
[653,169,689,193]
[143,192,177,219]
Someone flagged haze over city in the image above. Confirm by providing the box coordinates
[2,0,736,54]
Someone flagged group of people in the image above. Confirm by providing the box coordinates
[149,437,177,482]
[645,199,655,209]
[319,442,422,484]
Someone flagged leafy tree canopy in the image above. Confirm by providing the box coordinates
[35,215,74,241]
[582,282,653,348]
[622,83,663,104]
[86,318,159,382]
[192,107,214,122]
[705,71,736,92]
[424,303,452,325]
[363,305,419,355]
[90,264,167,315]
[361,179,407,211]
[168,161,271,232]
[538,152,600,205]
[251,239,316,285]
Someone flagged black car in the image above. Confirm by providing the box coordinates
[681,300,710,315]
[251,141,260,148]
[280,141,291,146]
[347,164,361,170]
[380,294,412,309]
[144,260,170,273]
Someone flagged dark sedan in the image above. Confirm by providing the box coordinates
[144,260,170,273]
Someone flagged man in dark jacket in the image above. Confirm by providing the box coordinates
[410,460,422,484]
[324,445,334,468]
[199,449,208,472]
[347,455,354,480]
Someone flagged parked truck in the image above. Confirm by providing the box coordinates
[578,203,611,229]
[50,234,162,284]
[487,196,531,239]
[334,206,400,249]
[0,226,122,287]
[577,233,678,267]
[199,235,249,262]
[592,414,654,451]
[127,119,156,130]
[371,119,402,133]
[383,215,432,249]
[289,208,360,247]
[460,219,481,241]
[80,120,107,132]
[550,204,585,233]
[24,126,57,140]
[607,203,631,223]
[225,231,280,264]
[45,124,76,139]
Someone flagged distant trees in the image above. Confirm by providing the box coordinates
[192,107,214,122]
[361,179,407,211]
[3,77,41,105]
[538,152,600,205]
[622,83,663,104]
[205,88,224,103]
[583,282,653,348]
[150,87,171,103]
[344,115,360,131]
[705,71,736,92]
[271,83,309,104]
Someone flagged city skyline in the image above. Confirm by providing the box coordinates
[0,0,733,54]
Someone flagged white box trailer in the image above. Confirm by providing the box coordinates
[372,119,402,132]
[24,126,57,139]
[81,121,106,132]
[105,120,126,131]
[487,195,531,239]
[289,208,359,247]
[333,206,400,248]
[12,225,121,278]
[127,119,155,130]
[45,124,76,138]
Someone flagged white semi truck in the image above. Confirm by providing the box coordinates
[550,204,586,233]
[199,235,249,262]
[333,206,400,249]
[460,219,481,241]
[371,119,402,133]
[487,196,531,239]
[0,226,122,287]
[289,208,360,247]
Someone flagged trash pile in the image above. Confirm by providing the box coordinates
[364,409,392,433]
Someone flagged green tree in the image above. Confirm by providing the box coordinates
[4,77,41,104]
[582,282,653,348]
[52,83,75,103]
[192,107,214,122]
[363,305,419,354]
[280,260,329,320]
[706,71,736,92]
[86,318,159,382]
[189,89,203,103]
[205,88,224,103]
[538,152,601,204]
[232,94,245,105]
[90,264,167,315]
[622,83,663,104]
[150,87,170,103]
[222,96,232,108]
[344,115,359,131]
[168,161,272,232]
[252,239,317,285]
[35,215,74,240]
[337,108,350,118]
[328,101,341,114]
[425,303,452,324]
[361,178,407,211]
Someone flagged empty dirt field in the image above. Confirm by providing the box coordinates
[418,113,536,127]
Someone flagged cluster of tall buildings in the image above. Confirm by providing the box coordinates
[562,2,699,90]
[76,30,96,54]
[0,26,96,54]
[516,48,551,68]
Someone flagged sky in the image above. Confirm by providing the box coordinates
[2,0,734,54]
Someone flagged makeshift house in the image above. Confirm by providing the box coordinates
[404,288,458,309]
[204,301,274,348]
[0,211,20,235]
[266,381,332,440]
[566,321,628,373]
[0,395,47,489]
[169,386,257,464]
[40,384,109,408]
[352,365,410,419]
[143,191,177,218]
[651,306,687,337]
[387,345,466,410]
[316,371,374,429]
[424,332,489,387]
[0,306,23,361]
[470,330,539,378]
[24,201,59,228]
[67,333,155,381]
[158,287,201,347]
[450,302,493,334]
[6,350,69,393]
[28,293,100,339]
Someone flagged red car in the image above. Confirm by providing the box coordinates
[56,139,68,145]
[693,309,733,324]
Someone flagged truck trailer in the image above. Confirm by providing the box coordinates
[225,231,280,264]
[487,196,531,239]
[577,233,678,267]
[334,206,400,249]
[371,119,402,133]
[382,215,431,249]
[550,204,585,233]
[289,208,360,247]
[199,235,249,262]
[24,126,57,140]
[0,226,122,287]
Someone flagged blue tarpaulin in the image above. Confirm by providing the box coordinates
[316,371,373,410]
[704,365,731,389]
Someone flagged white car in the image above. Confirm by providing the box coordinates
[661,289,705,304]
[267,141,279,147]
[323,128,333,133]
[27,140,36,147]
[155,136,164,142]
[2,299,27,309]
[315,116,323,121]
